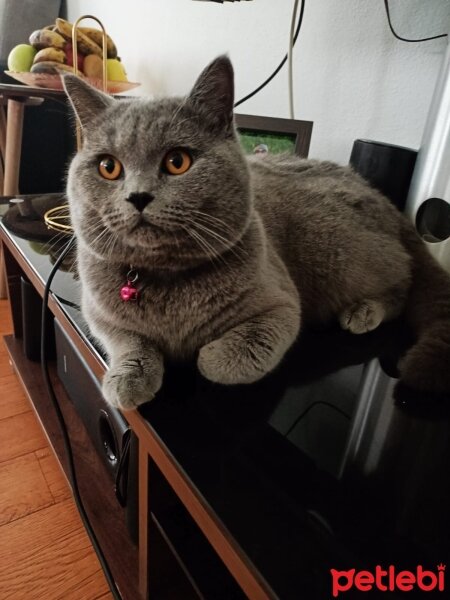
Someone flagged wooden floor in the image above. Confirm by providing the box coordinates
[0,299,112,600]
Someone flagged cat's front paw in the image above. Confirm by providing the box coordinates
[198,332,283,385]
[339,300,385,334]
[102,355,163,410]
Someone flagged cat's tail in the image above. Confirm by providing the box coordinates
[397,224,450,397]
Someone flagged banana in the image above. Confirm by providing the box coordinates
[29,28,66,50]
[31,61,74,75]
[54,17,74,40]
[79,27,117,58]
[54,17,76,40]
[55,18,103,57]
[33,47,66,65]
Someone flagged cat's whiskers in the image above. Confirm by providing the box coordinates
[190,213,244,244]
[83,221,108,244]
[79,220,119,264]
[43,230,70,255]
[66,246,80,275]
[179,224,211,259]
[81,222,108,244]
[193,229,244,275]
[103,230,120,264]
[155,213,204,260]
[184,217,248,265]
[161,208,237,242]
[89,226,111,253]
[190,209,237,235]
[180,224,228,272]
[190,218,239,247]
[82,220,105,233]
[157,209,242,269]
[169,209,247,259]
[158,212,219,254]
[84,223,106,239]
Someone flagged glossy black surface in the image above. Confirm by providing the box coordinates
[2,197,449,599]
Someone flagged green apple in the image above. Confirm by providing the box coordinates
[7,44,37,72]
[106,58,128,82]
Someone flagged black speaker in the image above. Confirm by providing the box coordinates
[54,319,129,482]
[350,139,417,212]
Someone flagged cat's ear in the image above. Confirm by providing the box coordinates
[63,74,113,129]
[187,55,234,135]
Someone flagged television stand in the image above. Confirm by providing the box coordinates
[3,194,450,599]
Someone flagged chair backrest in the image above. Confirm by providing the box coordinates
[0,0,61,66]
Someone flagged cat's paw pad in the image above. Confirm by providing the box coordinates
[198,334,280,385]
[339,300,385,334]
[102,356,163,410]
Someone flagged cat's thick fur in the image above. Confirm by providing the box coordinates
[64,56,450,410]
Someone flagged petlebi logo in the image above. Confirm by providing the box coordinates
[330,564,445,597]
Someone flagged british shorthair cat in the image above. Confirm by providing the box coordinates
[64,56,450,410]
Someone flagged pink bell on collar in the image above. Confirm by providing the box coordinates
[120,268,139,302]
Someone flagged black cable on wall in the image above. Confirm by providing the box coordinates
[384,0,448,43]
[234,0,306,107]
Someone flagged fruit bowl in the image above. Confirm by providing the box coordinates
[5,71,140,94]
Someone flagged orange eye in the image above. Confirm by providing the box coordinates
[98,155,123,180]
[163,149,192,175]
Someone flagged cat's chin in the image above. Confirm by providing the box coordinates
[125,220,172,250]
[109,229,210,270]
[83,218,229,270]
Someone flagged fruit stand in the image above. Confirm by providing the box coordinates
[7,17,130,88]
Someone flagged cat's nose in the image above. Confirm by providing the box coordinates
[126,192,154,212]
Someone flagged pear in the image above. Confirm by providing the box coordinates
[106,58,127,82]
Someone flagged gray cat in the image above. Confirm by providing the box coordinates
[64,56,450,410]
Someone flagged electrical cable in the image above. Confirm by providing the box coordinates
[41,235,122,600]
[288,0,300,119]
[234,0,305,108]
[114,429,131,507]
[384,0,447,43]
[285,400,350,437]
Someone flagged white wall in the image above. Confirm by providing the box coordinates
[65,0,450,164]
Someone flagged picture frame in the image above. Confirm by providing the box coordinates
[235,113,313,158]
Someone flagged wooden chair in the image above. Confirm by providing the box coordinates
[0,94,44,299]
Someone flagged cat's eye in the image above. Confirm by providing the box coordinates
[98,155,123,180]
[163,149,192,175]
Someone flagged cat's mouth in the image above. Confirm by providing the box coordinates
[125,212,167,232]
[124,215,174,246]
[130,218,153,232]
